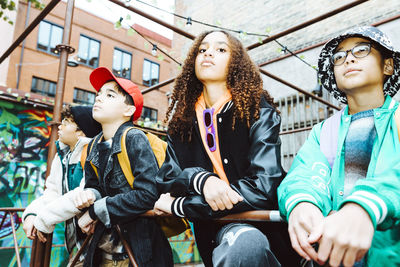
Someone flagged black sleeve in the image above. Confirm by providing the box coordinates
[171,107,284,220]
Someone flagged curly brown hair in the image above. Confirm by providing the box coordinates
[166,30,276,141]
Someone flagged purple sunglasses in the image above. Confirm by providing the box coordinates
[203,108,216,152]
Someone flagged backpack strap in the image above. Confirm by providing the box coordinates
[80,144,89,169]
[395,103,400,141]
[88,135,102,178]
[118,127,136,189]
[320,108,344,169]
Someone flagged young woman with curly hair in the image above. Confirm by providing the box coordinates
[155,31,299,266]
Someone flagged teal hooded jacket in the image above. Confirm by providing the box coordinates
[278,96,400,266]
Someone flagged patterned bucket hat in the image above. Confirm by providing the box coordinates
[318,26,400,103]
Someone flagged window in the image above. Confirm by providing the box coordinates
[140,106,158,122]
[73,88,96,105]
[31,77,56,97]
[37,20,63,55]
[142,59,160,86]
[77,35,100,68]
[112,48,132,79]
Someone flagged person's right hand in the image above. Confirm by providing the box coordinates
[288,202,324,261]
[203,176,243,211]
[23,215,37,240]
[78,211,95,233]
[73,189,95,209]
[36,230,47,243]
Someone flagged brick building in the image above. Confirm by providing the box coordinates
[3,0,175,127]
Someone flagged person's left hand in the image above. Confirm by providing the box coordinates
[154,193,175,215]
[309,203,374,267]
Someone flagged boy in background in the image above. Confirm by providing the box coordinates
[22,105,101,266]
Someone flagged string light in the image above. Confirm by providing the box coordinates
[114,17,123,30]
[238,30,247,40]
[134,0,318,72]
[186,17,192,28]
[151,45,157,56]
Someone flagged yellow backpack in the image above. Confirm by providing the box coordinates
[86,126,190,238]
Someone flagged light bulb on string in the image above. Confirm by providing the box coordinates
[114,17,123,30]
[238,30,247,40]
[151,45,157,56]
[185,17,192,28]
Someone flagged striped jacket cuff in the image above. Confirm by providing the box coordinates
[190,171,216,195]
[285,193,320,219]
[341,190,388,228]
[171,197,186,218]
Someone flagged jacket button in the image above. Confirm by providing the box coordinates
[219,118,222,123]
[339,191,344,196]
[223,158,228,164]
[345,117,350,122]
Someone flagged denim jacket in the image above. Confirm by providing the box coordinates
[84,121,172,266]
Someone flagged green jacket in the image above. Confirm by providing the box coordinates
[278,96,400,266]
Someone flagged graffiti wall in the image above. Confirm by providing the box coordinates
[0,99,201,266]
[0,100,68,266]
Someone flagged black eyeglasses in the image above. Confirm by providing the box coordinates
[331,43,372,66]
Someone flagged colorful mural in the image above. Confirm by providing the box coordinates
[0,99,201,266]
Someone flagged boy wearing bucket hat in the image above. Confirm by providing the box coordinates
[278,26,400,266]
[22,104,102,265]
[73,67,172,266]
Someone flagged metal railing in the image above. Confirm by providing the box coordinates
[0,207,281,266]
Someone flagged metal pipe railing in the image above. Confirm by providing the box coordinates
[141,77,175,95]
[259,68,340,110]
[259,13,400,68]
[0,207,280,266]
[0,0,60,64]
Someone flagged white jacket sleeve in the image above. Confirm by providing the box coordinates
[34,186,84,233]
[22,154,63,222]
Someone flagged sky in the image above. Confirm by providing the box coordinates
[74,0,175,39]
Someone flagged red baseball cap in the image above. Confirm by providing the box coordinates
[89,67,143,121]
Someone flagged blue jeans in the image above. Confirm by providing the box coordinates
[212,223,281,267]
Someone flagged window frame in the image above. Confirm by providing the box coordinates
[36,20,64,56]
[140,106,158,122]
[73,88,96,105]
[31,76,57,98]
[77,34,101,68]
[112,47,132,79]
[142,59,160,87]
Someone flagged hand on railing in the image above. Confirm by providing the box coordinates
[22,215,37,240]
[78,211,95,233]
[203,176,243,211]
[36,229,47,243]
[153,193,174,215]
[73,189,95,209]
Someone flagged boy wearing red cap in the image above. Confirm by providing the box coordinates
[74,67,172,267]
